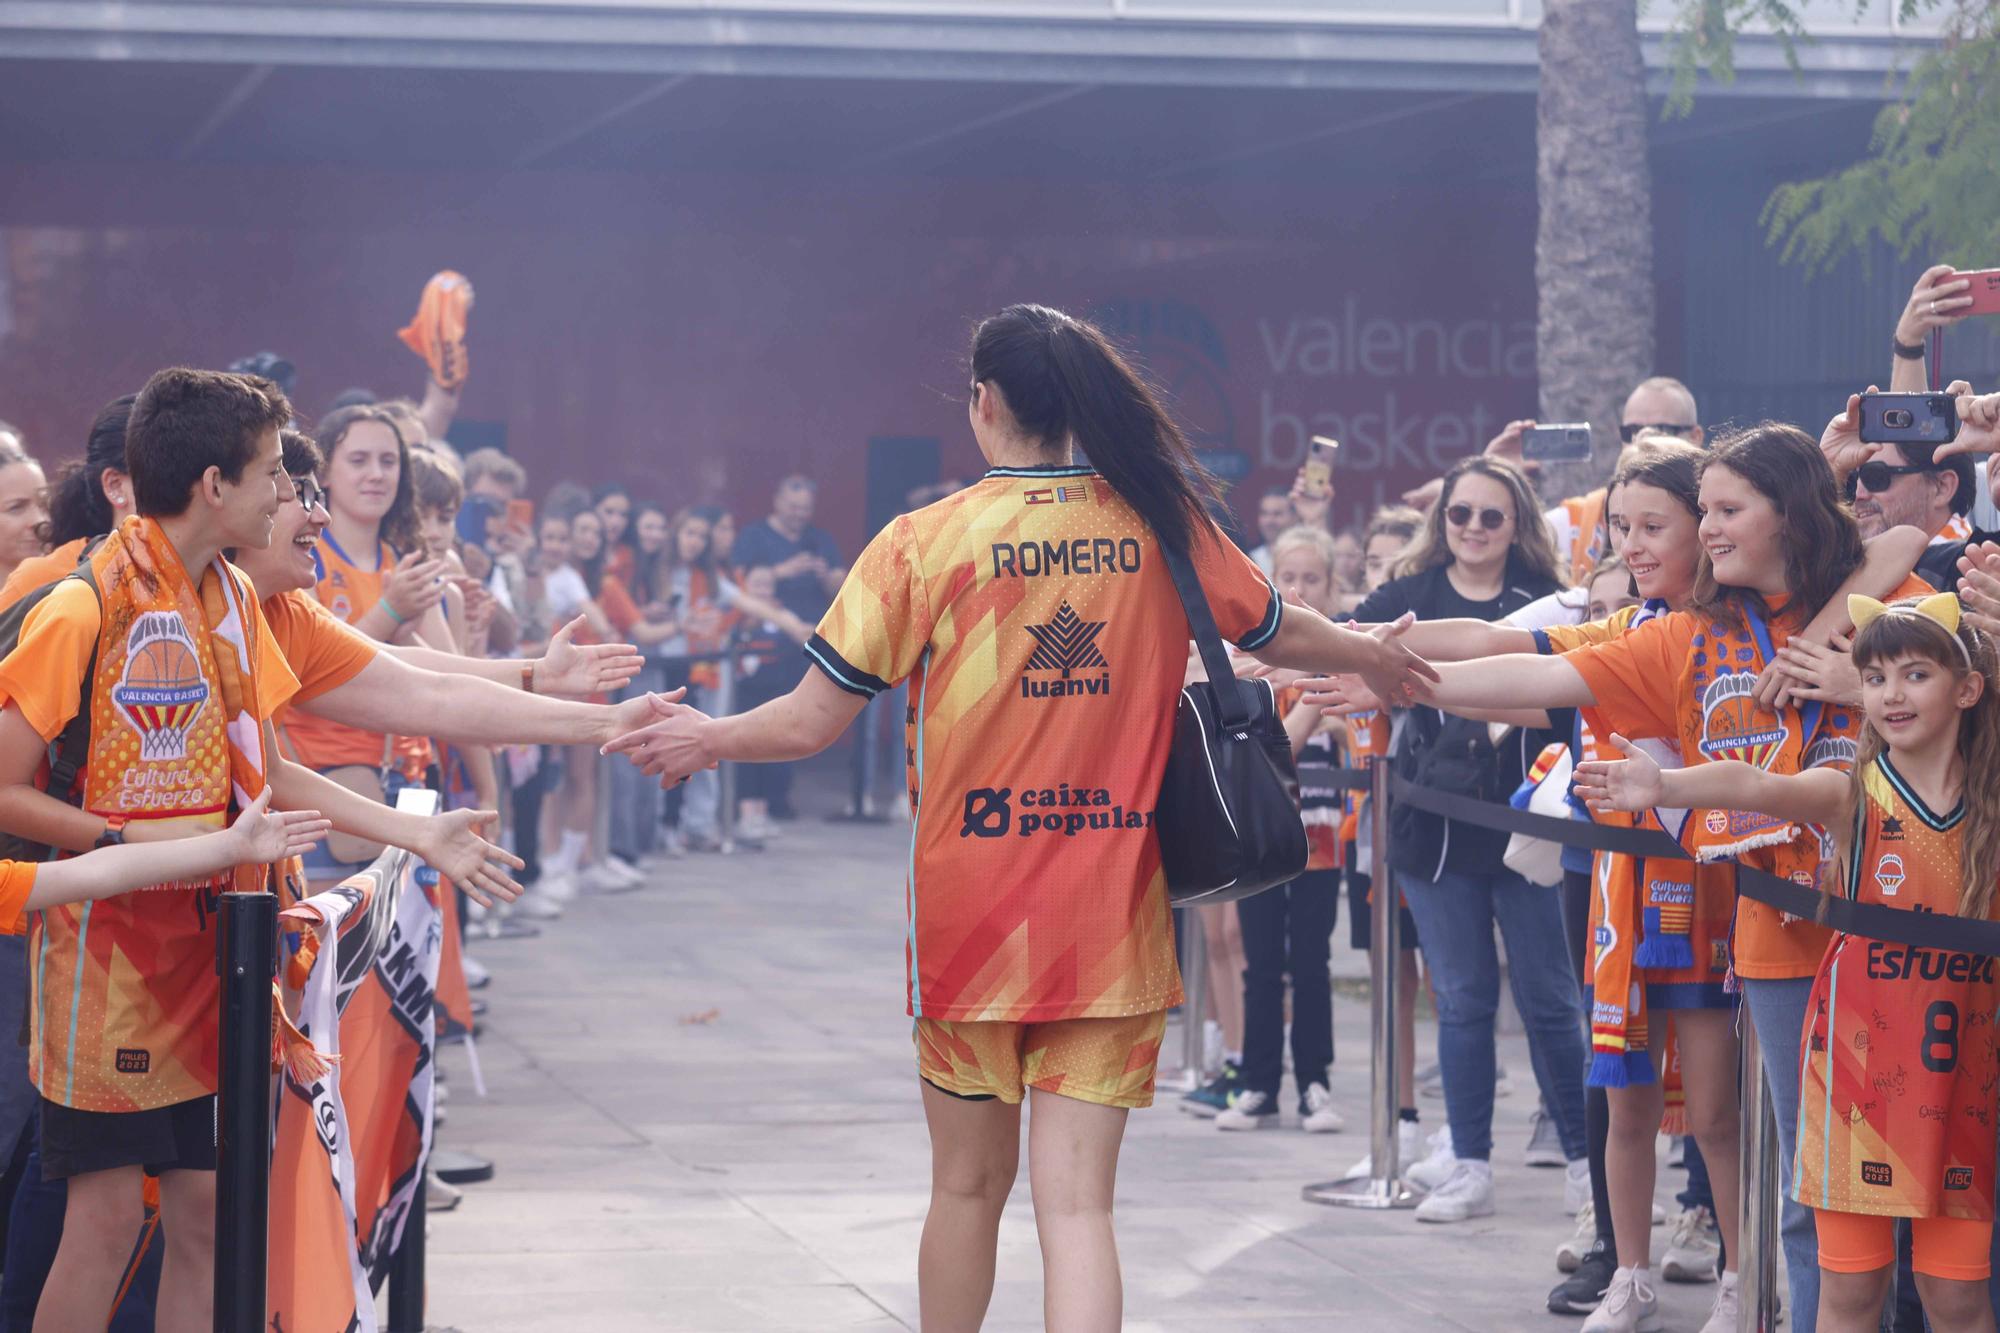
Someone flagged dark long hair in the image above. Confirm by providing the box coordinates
[970,304,1220,554]
[1688,422,1864,627]
[47,394,137,545]
[627,501,670,606]
[314,404,418,555]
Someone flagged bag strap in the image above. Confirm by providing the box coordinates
[1159,536,1254,732]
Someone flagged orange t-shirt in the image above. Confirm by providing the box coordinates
[0,559,297,1111]
[1562,579,1930,979]
[810,464,1281,1022]
[0,861,34,935]
[262,590,380,704]
[279,535,429,776]
[0,539,89,613]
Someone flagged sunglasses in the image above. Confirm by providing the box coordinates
[1445,503,1510,531]
[1619,422,1700,444]
[1845,461,1932,496]
[291,475,327,512]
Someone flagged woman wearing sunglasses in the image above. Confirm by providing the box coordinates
[1346,454,1588,1225]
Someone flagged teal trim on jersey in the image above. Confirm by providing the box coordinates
[1877,755,1964,832]
[62,902,91,1106]
[907,648,932,1018]
[984,464,1097,479]
[1817,953,1840,1206]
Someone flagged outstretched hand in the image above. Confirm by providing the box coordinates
[1354,613,1436,709]
[418,809,525,908]
[1571,734,1661,814]
[538,615,645,696]
[228,788,333,863]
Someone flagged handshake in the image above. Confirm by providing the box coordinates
[598,688,718,788]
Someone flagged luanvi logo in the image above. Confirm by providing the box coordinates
[1022,604,1111,698]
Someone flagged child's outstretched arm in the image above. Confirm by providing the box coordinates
[1573,734,1851,829]
[26,789,330,913]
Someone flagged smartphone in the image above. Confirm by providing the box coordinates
[506,499,535,532]
[1303,436,1338,492]
[1859,391,1959,447]
[1523,423,1593,463]
[1957,267,2000,317]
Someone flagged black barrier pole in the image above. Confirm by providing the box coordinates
[387,1170,427,1332]
[214,890,277,1332]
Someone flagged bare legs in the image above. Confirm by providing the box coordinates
[917,1083,1131,1332]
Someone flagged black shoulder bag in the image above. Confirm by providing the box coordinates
[1154,540,1308,905]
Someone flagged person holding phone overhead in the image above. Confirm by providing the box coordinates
[604,303,1433,1331]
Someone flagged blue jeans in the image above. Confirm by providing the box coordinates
[1399,868,1587,1163]
[1742,975,1818,1333]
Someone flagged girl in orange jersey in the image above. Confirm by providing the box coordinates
[1577,591,2000,1333]
[607,303,1434,1331]
[280,405,454,889]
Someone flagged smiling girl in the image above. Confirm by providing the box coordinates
[1576,593,2000,1333]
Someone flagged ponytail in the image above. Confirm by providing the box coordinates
[47,393,136,546]
[971,304,1220,554]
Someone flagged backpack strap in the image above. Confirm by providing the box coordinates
[20,564,102,823]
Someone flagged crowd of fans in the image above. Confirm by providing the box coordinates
[1176,264,2000,1333]
[0,262,1998,1331]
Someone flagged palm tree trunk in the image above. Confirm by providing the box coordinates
[1537,0,1655,497]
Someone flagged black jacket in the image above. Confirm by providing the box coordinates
[1353,556,1565,883]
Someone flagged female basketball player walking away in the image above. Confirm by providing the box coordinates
[1578,592,2000,1333]
[606,303,1433,1331]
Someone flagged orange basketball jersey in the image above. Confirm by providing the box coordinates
[1795,757,2000,1221]
[809,464,1280,1023]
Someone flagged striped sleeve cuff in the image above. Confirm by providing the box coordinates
[1235,586,1284,653]
[804,634,892,699]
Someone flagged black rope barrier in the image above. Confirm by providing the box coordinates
[1382,770,2000,959]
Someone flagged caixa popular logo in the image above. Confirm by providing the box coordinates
[960,785,1157,839]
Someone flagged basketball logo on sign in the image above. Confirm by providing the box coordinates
[111,612,209,761]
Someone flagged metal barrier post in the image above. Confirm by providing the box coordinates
[214,889,277,1331]
[716,652,738,854]
[1305,757,1415,1208]
[1167,907,1211,1091]
[386,1170,427,1332]
[1738,1017,1781,1332]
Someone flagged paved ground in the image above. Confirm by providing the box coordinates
[416,810,1726,1332]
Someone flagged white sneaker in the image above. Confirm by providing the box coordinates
[1300,1083,1345,1134]
[1653,1202,1667,1226]
[1525,1107,1566,1167]
[511,888,565,920]
[1696,1275,1740,1333]
[1557,1201,1598,1272]
[1413,1159,1494,1223]
[1565,1158,1592,1215]
[598,855,645,886]
[1581,1267,1662,1333]
[536,871,579,905]
[1214,1088,1280,1131]
[1662,1205,1721,1283]
[581,861,642,895]
[460,954,490,989]
[1338,1118,1423,1181]
[1404,1125,1459,1191]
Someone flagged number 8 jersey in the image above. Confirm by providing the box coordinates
[1795,756,2000,1220]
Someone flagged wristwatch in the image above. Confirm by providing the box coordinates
[1893,337,1927,360]
[95,815,127,849]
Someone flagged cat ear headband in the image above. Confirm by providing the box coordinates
[1847,591,1972,665]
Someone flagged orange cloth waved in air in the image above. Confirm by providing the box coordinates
[396,270,473,390]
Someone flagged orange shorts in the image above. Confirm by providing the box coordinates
[914,1011,1167,1110]
[1814,1208,1993,1281]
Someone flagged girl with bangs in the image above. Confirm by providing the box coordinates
[1577,594,2000,1333]
[1403,422,1936,1332]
